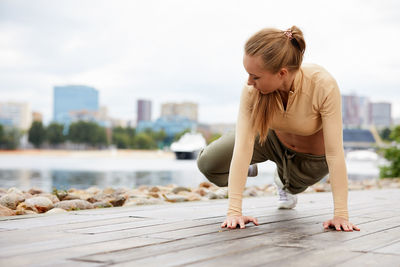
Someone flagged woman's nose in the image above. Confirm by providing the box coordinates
[247,77,255,86]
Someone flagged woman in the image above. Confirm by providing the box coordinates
[197,26,360,232]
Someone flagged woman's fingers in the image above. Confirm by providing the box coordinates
[221,220,227,228]
[239,218,245,229]
[222,216,260,230]
[229,218,237,229]
[351,223,360,231]
[245,216,259,226]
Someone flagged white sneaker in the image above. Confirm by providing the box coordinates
[273,168,297,209]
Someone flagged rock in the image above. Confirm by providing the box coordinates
[214,187,228,199]
[109,195,126,207]
[149,186,160,193]
[16,208,38,215]
[93,201,113,208]
[186,192,201,201]
[206,191,218,200]
[53,189,68,201]
[46,208,67,214]
[162,194,188,203]
[194,188,208,197]
[25,196,54,213]
[86,186,101,195]
[63,194,83,201]
[0,204,16,216]
[0,193,25,210]
[148,192,160,198]
[38,193,60,204]
[137,185,149,192]
[16,202,35,214]
[0,188,7,194]
[103,187,115,194]
[172,186,191,194]
[7,187,23,195]
[199,182,213,189]
[54,199,94,211]
[115,187,130,195]
[22,192,33,200]
[28,187,43,195]
[123,198,164,206]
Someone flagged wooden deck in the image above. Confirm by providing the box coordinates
[0,188,399,267]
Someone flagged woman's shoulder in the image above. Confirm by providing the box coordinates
[301,63,336,82]
[300,63,340,102]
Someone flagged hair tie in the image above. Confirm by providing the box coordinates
[283,30,293,40]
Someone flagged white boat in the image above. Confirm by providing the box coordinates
[170,132,206,160]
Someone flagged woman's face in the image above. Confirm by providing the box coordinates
[243,54,284,94]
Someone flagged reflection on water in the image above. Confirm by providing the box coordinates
[0,168,211,192]
[0,151,384,192]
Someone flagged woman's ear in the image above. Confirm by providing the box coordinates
[278,68,288,78]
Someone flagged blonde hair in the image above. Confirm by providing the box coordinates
[245,26,306,145]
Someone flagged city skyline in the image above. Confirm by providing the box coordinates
[1,0,400,124]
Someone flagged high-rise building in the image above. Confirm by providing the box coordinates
[137,99,152,125]
[53,85,99,127]
[369,102,392,127]
[0,102,32,130]
[161,102,198,122]
[341,95,369,128]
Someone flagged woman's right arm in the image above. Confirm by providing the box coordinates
[222,85,258,229]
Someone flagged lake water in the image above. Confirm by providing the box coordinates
[0,150,385,192]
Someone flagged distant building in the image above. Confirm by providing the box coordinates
[32,111,43,122]
[342,95,369,128]
[136,115,196,143]
[0,102,32,130]
[53,85,99,128]
[341,94,392,128]
[161,102,198,122]
[137,99,152,125]
[369,102,392,128]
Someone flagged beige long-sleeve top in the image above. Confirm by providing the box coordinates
[228,63,349,220]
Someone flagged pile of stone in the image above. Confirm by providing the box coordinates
[0,178,399,217]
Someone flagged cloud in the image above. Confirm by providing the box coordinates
[0,0,400,125]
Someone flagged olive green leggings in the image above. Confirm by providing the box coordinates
[197,129,329,194]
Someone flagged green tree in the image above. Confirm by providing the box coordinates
[112,127,131,148]
[380,125,400,178]
[379,127,392,142]
[133,132,157,149]
[46,123,65,146]
[28,121,46,148]
[68,121,108,147]
[0,127,22,150]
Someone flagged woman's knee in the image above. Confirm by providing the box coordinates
[196,148,228,187]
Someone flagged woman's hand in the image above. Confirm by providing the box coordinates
[323,216,360,231]
[221,215,259,229]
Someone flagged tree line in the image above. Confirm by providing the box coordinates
[1,121,220,150]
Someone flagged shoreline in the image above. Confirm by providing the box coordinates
[0,149,176,159]
[1,178,399,217]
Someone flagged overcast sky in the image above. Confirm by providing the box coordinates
[1,0,399,125]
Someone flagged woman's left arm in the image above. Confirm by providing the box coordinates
[319,77,360,232]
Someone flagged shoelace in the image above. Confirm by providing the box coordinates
[278,188,288,201]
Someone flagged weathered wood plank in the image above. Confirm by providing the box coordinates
[335,252,400,267]
[373,239,400,255]
[70,207,396,265]
[0,189,398,267]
